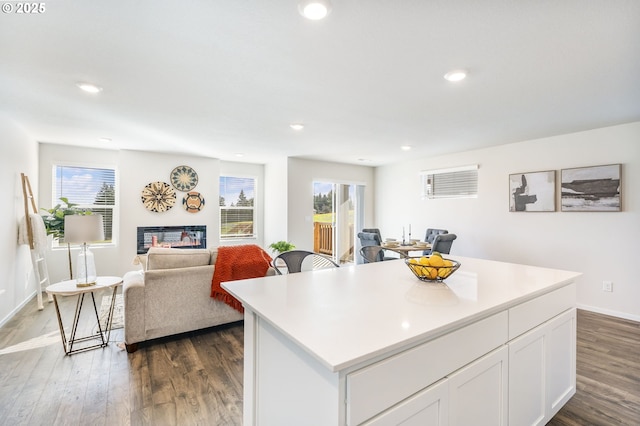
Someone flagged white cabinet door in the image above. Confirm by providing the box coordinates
[509,308,577,426]
[546,308,576,418]
[509,321,547,426]
[364,379,448,426]
[448,346,508,426]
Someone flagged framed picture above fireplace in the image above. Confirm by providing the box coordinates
[137,225,207,254]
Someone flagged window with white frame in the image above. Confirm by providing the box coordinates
[51,165,116,246]
[421,165,478,199]
[219,175,256,239]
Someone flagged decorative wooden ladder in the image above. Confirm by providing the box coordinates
[21,173,52,310]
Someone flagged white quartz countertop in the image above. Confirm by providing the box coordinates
[222,256,581,372]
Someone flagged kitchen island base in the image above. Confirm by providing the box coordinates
[224,257,581,425]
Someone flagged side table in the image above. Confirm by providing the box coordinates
[46,276,123,355]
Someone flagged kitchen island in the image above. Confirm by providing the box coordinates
[222,256,582,425]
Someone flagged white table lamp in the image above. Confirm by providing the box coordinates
[64,214,104,287]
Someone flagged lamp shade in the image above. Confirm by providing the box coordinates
[64,214,104,244]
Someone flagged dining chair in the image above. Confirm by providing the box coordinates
[272,250,340,274]
[430,233,457,255]
[360,246,407,263]
[358,232,399,263]
[358,231,383,247]
[423,228,448,255]
[362,228,383,242]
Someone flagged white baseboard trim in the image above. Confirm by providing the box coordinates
[577,303,640,323]
[0,290,37,328]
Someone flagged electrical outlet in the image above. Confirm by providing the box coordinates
[602,281,613,292]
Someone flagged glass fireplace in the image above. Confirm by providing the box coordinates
[137,225,207,254]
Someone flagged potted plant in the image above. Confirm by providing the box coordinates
[41,197,92,279]
[41,197,91,241]
[269,241,295,268]
[269,240,295,255]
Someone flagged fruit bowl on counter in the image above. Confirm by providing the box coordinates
[405,253,461,282]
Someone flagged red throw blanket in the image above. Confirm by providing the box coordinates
[211,245,272,313]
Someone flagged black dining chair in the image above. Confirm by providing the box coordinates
[272,250,340,274]
[430,233,457,255]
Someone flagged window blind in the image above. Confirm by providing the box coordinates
[420,165,478,199]
[53,165,116,243]
[219,176,256,239]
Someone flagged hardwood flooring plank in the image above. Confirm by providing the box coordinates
[79,347,111,426]
[26,354,75,426]
[52,348,95,425]
[129,407,153,426]
[106,331,133,426]
[128,344,153,412]
[1,346,49,425]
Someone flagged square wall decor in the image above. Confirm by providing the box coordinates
[509,170,556,212]
[561,164,621,211]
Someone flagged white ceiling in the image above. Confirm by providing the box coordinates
[1,1,639,166]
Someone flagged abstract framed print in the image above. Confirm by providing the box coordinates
[561,164,621,211]
[509,170,556,212]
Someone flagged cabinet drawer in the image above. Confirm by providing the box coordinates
[509,283,575,339]
[346,311,508,425]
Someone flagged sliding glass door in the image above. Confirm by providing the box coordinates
[313,181,364,264]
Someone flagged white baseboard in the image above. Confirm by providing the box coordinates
[0,290,37,328]
[577,303,640,323]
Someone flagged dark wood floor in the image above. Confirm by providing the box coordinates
[547,310,640,426]
[1,293,638,425]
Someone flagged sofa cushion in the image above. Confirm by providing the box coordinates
[146,247,211,270]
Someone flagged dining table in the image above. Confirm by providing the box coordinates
[381,241,431,257]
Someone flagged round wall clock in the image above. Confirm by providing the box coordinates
[183,191,205,213]
[141,181,176,212]
[170,165,198,192]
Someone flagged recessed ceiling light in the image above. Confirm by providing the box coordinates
[444,70,467,82]
[357,158,373,163]
[235,153,245,158]
[290,123,305,131]
[298,0,331,20]
[401,145,412,151]
[99,137,112,143]
[76,82,103,93]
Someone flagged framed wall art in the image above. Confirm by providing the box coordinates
[509,170,556,212]
[561,164,621,211]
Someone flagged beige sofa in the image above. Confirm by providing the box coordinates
[123,247,271,352]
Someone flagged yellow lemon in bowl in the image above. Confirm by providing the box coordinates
[426,267,438,280]
[429,255,445,267]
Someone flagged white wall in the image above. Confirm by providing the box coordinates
[264,158,289,249]
[375,122,640,321]
[1,116,39,326]
[285,158,375,251]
